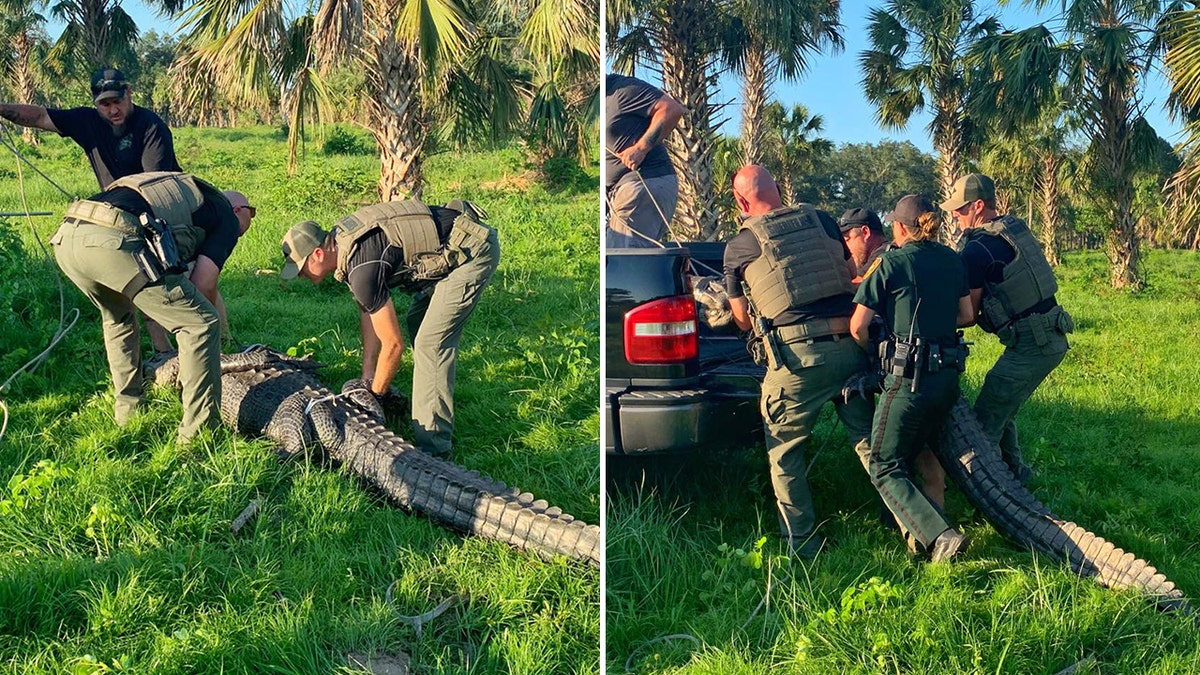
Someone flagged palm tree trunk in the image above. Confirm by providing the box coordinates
[661,0,721,240]
[1095,78,1143,289]
[740,43,770,166]
[933,107,963,243]
[1035,153,1062,266]
[13,31,39,146]
[365,4,425,201]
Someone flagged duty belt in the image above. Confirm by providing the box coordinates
[63,200,142,236]
[772,316,851,343]
[881,336,969,390]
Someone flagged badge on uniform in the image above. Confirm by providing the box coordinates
[863,256,883,280]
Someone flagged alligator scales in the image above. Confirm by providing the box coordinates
[937,398,1190,613]
[149,347,600,567]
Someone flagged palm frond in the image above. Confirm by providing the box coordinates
[396,0,474,69]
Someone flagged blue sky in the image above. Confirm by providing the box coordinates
[59,0,1183,152]
[615,0,1184,152]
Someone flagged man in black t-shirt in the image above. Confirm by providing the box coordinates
[944,173,1072,483]
[721,165,872,559]
[279,200,500,457]
[0,67,180,189]
[605,73,684,248]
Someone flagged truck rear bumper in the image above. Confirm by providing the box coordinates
[605,388,759,455]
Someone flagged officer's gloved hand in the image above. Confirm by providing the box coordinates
[340,378,385,420]
[841,369,884,402]
[377,387,409,421]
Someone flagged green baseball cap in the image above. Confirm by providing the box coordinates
[940,173,995,212]
[280,220,328,280]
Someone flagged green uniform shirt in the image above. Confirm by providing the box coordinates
[853,240,968,342]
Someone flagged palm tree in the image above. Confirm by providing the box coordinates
[722,0,842,166]
[859,0,999,206]
[758,102,832,205]
[972,1,1180,288]
[0,1,51,145]
[174,0,579,200]
[1159,6,1200,249]
[46,0,140,73]
[513,0,600,174]
[609,0,729,240]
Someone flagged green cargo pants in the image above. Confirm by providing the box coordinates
[760,332,873,542]
[51,220,222,441]
[868,368,960,548]
[404,223,500,456]
[974,307,1071,477]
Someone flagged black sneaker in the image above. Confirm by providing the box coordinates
[929,528,970,563]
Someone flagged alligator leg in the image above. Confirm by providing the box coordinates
[936,397,1191,614]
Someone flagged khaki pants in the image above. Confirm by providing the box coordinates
[605,173,678,248]
[974,307,1071,476]
[760,333,873,541]
[404,225,500,456]
[51,220,222,441]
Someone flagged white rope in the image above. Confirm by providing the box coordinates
[0,124,80,444]
[603,147,723,278]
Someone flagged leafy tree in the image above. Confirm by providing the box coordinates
[46,0,140,75]
[1159,6,1200,248]
[127,30,179,118]
[609,0,729,240]
[510,0,600,176]
[808,140,938,216]
[973,0,1185,288]
[722,0,841,166]
[859,0,999,205]
[757,102,832,206]
[172,0,525,200]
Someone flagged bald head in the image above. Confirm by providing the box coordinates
[731,165,782,217]
[223,190,254,236]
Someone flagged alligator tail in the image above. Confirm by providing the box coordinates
[938,397,1191,614]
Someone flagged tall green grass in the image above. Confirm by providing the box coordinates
[0,126,599,674]
[608,250,1200,674]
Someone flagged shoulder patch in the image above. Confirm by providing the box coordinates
[863,256,883,280]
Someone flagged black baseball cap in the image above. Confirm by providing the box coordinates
[839,207,883,234]
[90,67,130,104]
[890,194,935,227]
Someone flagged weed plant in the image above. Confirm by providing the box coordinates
[0,127,599,674]
[607,250,1200,673]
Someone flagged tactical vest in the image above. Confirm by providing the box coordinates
[108,171,208,262]
[741,204,853,321]
[959,214,1057,332]
[332,201,442,283]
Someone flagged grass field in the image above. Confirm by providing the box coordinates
[607,250,1200,673]
[0,126,600,674]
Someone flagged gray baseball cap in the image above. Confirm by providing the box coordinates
[940,173,995,212]
[280,220,329,280]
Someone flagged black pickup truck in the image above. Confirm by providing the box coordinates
[604,242,763,455]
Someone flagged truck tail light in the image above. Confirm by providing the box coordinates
[624,295,698,364]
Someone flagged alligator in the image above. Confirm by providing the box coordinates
[147,346,600,568]
[936,397,1191,614]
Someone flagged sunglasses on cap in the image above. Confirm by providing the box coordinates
[92,79,129,96]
